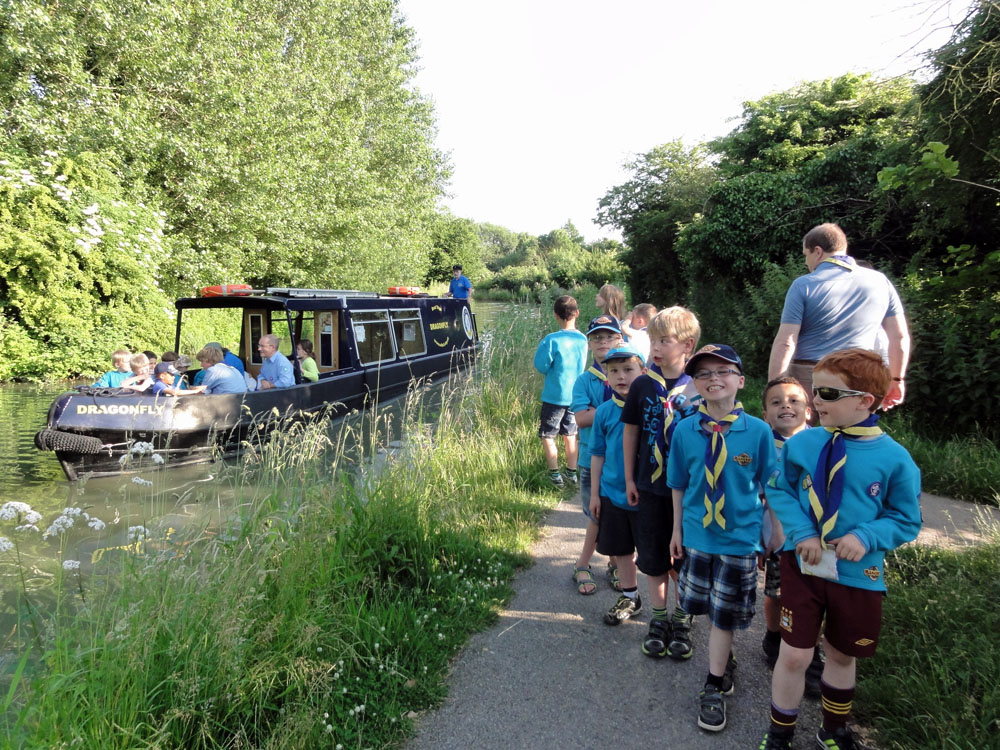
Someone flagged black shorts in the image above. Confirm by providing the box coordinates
[538,402,578,438]
[634,490,673,577]
[595,497,638,557]
[778,551,884,657]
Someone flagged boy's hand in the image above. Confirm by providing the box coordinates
[669,530,684,560]
[795,537,824,566]
[626,480,639,506]
[829,533,866,562]
[589,496,601,520]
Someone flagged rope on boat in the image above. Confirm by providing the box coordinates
[34,429,105,454]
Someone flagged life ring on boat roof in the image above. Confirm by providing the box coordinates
[387,286,421,296]
[200,284,253,297]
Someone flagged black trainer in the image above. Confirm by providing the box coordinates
[759,730,793,750]
[603,593,642,625]
[642,618,671,658]
[667,611,694,660]
[697,682,726,732]
[816,725,867,750]
[720,651,738,695]
[805,645,825,698]
[762,632,780,669]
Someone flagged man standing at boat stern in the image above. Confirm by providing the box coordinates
[258,334,295,389]
[447,265,472,300]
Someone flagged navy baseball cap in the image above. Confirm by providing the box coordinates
[602,343,642,365]
[684,344,743,376]
[154,362,178,376]
[587,315,622,336]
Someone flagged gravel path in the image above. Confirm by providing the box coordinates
[406,493,995,750]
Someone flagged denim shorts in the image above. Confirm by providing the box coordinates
[538,402,578,438]
[678,548,758,631]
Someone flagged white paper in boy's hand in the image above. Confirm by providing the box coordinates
[798,549,839,580]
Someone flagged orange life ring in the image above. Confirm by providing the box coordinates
[387,286,420,296]
[200,284,253,297]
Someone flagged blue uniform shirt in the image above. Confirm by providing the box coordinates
[533,329,588,406]
[94,370,130,388]
[766,428,922,592]
[667,412,777,555]
[201,363,248,394]
[590,398,630,510]
[570,368,609,470]
[449,275,472,299]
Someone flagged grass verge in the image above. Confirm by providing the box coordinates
[859,524,1000,749]
[6,307,560,748]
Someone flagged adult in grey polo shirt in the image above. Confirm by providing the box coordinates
[768,223,910,410]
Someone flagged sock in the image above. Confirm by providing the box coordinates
[765,629,781,646]
[622,586,638,600]
[565,467,578,476]
[820,681,854,733]
[651,606,668,621]
[672,605,690,622]
[549,469,561,478]
[705,671,724,689]
[769,702,798,735]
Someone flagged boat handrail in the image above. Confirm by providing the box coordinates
[265,288,381,299]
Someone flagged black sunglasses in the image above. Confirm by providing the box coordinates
[812,385,868,402]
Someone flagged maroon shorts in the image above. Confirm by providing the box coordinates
[778,551,884,658]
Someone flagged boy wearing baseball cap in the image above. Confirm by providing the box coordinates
[667,344,777,732]
[569,315,623,595]
[588,344,646,625]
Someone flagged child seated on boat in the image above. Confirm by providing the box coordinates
[150,362,205,397]
[120,353,154,392]
[93,349,132,388]
[297,339,320,382]
[196,346,248,394]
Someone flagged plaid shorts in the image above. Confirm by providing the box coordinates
[678,548,758,631]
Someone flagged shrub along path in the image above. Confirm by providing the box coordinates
[406,492,993,750]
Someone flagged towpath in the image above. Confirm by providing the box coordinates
[406,493,996,750]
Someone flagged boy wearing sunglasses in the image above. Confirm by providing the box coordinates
[667,344,777,733]
[758,348,921,750]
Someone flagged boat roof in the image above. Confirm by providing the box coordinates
[176,288,442,312]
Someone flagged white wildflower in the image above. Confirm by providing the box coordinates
[43,514,75,538]
[151,453,164,465]
[87,517,106,531]
[54,174,67,182]
[62,560,81,570]
[131,477,153,487]
[82,203,99,215]
[127,526,149,541]
[62,507,84,517]
[325,723,333,733]
[130,442,154,455]
[0,501,35,521]
[0,537,13,552]
[15,524,39,533]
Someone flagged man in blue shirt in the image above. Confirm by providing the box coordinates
[447,265,472,300]
[257,334,295,389]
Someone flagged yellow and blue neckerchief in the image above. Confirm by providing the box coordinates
[809,414,882,544]
[587,361,615,402]
[647,364,692,482]
[698,402,744,530]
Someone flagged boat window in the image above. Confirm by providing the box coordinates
[270,318,293,355]
[352,310,396,365]
[318,312,337,368]
[248,314,264,364]
[390,308,425,358]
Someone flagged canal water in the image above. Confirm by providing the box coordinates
[0,301,510,608]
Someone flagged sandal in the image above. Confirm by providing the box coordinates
[572,565,597,595]
[606,561,622,591]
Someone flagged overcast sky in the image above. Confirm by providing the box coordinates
[398,0,972,241]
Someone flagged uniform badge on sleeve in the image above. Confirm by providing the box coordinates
[867,482,882,498]
[864,566,881,581]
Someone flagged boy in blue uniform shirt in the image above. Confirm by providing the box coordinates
[589,344,645,624]
[668,344,777,733]
[533,295,588,487]
[758,348,921,750]
[569,315,622,595]
[622,306,702,658]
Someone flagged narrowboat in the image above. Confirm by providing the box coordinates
[35,287,478,480]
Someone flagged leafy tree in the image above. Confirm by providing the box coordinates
[424,214,485,284]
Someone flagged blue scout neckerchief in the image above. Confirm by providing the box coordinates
[611,393,625,408]
[821,255,856,271]
[698,401,744,530]
[647,364,693,482]
[809,413,882,545]
[772,429,786,453]
[587,361,615,402]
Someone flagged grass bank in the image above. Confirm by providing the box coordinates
[859,524,1000,749]
[5,308,558,748]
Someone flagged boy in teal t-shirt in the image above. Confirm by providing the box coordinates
[533,295,588,487]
